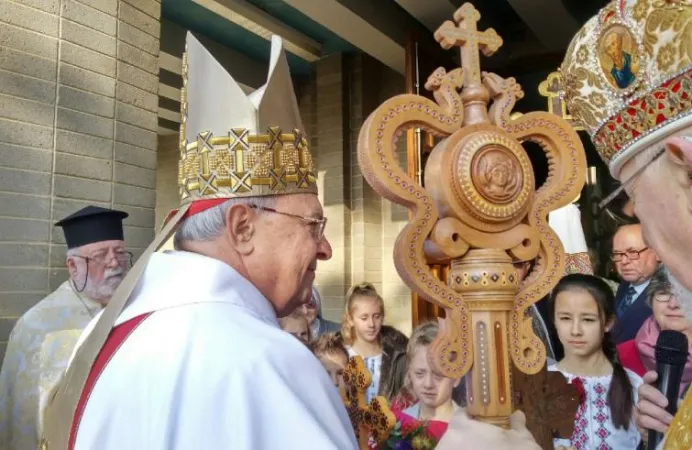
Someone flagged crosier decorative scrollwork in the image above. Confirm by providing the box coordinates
[357,2,586,426]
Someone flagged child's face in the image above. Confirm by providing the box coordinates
[281,317,310,345]
[554,290,605,358]
[408,345,456,409]
[318,352,347,389]
[351,296,383,344]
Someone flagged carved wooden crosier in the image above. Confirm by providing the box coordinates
[357,3,586,426]
[341,356,396,449]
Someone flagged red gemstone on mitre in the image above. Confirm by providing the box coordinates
[608,124,615,131]
[656,114,667,124]
[632,130,641,138]
[672,82,681,92]
[654,91,666,99]
[627,108,637,116]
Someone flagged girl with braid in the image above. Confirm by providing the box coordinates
[548,274,642,449]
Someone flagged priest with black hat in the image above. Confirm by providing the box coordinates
[0,206,130,450]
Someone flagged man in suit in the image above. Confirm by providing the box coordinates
[611,223,659,343]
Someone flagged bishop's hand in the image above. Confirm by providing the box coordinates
[635,371,673,434]
[435,409,540,450]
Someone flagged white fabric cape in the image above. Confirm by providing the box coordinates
[72,250,357,450]
[0,281,100,450]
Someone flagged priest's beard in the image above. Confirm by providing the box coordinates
[665,267,692,321]
[77,267,125,304]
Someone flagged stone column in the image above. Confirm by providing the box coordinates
[0,0,161,358]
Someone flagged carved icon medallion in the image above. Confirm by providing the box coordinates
[471,147,522,204]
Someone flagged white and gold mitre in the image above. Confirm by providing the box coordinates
[560,0,692,178]
[178,32,316,209]
[549,202,594,275]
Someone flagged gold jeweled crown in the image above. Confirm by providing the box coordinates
[178,33,317,204]
[561,0,692,177]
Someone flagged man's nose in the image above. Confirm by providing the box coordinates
[317,237,332,260]
[105,249,120,268]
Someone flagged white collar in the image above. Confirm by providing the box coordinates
[631,280,650,296]
[115,250,278,327]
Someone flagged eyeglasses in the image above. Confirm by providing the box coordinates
[250,205,327,241]
[72,251,133,268]
[653,292,675,303]
[610,247,649,262]
[599,148,665,210]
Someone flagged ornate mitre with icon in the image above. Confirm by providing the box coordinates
[561,0,691,179]
[41,33,320,449]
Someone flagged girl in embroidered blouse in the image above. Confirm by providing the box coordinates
[393,321,461,442]
[548,274,642,450]
[342,283,386,404]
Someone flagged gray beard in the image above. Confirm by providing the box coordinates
[664,267,692,321]
[79,267,125,304]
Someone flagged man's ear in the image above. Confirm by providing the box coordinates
[224,203,256,254]
[66,257,79,280]
[665,136,692,169]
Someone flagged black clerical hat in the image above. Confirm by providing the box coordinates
[54,206,128,249]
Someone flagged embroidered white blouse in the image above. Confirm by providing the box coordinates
[347,347,382,404]
[548,364,643,450]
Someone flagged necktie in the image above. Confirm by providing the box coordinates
[625,286,637,307]
[618,286,638,316]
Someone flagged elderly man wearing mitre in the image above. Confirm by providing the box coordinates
[555,0,692,448]
[41,34,356,450]
[0,206,130,450]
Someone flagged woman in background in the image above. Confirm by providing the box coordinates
[618,268,692,393]
[304,287,341,340]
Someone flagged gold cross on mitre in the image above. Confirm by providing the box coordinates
[341,356,396,449]
[434,3,502,87]
[538,71,584,131]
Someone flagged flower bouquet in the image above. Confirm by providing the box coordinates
[382,419,439,450]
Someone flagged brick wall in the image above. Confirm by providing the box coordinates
[0,0,161,359]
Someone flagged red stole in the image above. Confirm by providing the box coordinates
[68,314,151,450]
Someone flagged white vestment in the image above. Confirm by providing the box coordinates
[0,281,100,450]
[72,250,357,450]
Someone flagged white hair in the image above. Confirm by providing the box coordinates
[664,267,692,321]
[633,129,692,178]
[174,196,277,249]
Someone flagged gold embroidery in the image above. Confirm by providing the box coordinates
[178,128,317,202]
[664,385,692,449]
[561,0,692,172]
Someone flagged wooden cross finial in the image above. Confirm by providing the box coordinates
[538,71,584,131]
[341,356,396,449]
[434,3,503,86]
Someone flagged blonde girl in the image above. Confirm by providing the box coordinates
[396,322,460,440]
